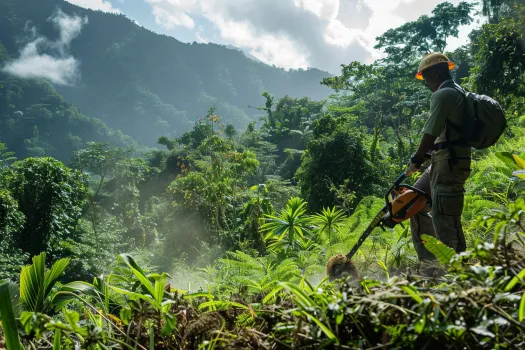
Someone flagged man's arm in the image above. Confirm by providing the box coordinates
[413,133,437,163]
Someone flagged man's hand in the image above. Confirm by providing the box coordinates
[405,162,420,177]
[406,132,437,176]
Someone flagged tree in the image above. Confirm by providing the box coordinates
[310,206,346,256]
[261,94,325,151]
[169,135,259,248]
[374,2,474,67]
[481,0,522,23]
[2,157,88,260]
[239,184,274,254]
[73,142,130,200]
[466,4,525,113]
[295,116,382,212]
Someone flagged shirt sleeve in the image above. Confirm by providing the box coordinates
[422,91,448,137]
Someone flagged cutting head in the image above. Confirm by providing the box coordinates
[326,254,360,281]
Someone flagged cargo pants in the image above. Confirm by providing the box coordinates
[409,157,470,261]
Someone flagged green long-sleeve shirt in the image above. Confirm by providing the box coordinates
[422,80,472,161]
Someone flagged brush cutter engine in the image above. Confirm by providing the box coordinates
[380,186,430,229]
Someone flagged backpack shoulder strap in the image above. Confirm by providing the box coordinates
[436,82,472,150]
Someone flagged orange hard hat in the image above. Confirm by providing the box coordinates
[415,52,455,80]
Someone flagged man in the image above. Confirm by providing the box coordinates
[406,52,472,260]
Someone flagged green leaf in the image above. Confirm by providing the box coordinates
[184,292,215,300]
[120,307,132,325]
[262,285,283,304]
[519,292,525,322]
[118,253,147,277]
[496,152,520,169]
[129,266,156,299]
[504,267,525,292]
[377,260,388,272]
[44,258,70,297]
[63,310,80,331]
[198,300,249,311]
[52,281,97,310]
[53,329,61,350]
[19,253,45,312]
[335,312,344,325]
[161,312,177,336]
[154,275,167,305]
[421,234,456,264]
[0,281,22,350]
[19,253,70,313]
[396,226,409,244]
[279,282,315,309]
[301,310,339,344]
[106,284,154,304]
[414,314,426,334]
[513,154,525,169]
[400,285,423,305]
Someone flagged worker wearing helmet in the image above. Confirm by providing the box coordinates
[406,52,472,259]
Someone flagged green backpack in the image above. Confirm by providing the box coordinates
[444,83,507,150]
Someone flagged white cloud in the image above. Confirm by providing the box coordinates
[144,0,481,74]
[65,0,120,13]
[2,10,88,85]
[195,25,209,43]
[147,0,198,29]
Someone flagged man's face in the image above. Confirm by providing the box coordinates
[422,71,438,92]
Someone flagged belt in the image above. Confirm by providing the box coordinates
[432,142,471,169]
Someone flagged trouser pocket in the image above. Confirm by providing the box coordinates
[436,191,464,216]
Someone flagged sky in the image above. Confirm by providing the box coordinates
[65,0,484,75]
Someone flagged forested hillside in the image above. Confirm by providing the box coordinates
[1,0,525,349]
[0,0,332,146]
[0,70,139,160]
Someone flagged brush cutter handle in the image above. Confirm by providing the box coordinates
[385,173,407,210]
[394,173,406,186]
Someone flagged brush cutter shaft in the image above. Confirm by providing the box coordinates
[345,205,387,260]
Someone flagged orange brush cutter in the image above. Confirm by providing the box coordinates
[326,172,431,280]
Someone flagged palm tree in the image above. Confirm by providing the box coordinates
[289,123,313,149]
[261,197,312,253]
[310,207,346,255]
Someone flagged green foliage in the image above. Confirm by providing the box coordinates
[0,281,23,350]
[0,75,138,161]
[262,197,312,252]
[481,0,521,23]
[1,157,88,259]
[466,4,525,113]
[19,252,70,313]
[375,2,474,65]
[310,207,346,255]
[296,121,382,212]
[421,234,457,264]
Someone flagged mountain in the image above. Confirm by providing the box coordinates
[0,0,332,146]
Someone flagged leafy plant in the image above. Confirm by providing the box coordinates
[0,281,23,350]
[19,252,70,313]
[262,197,312,252]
